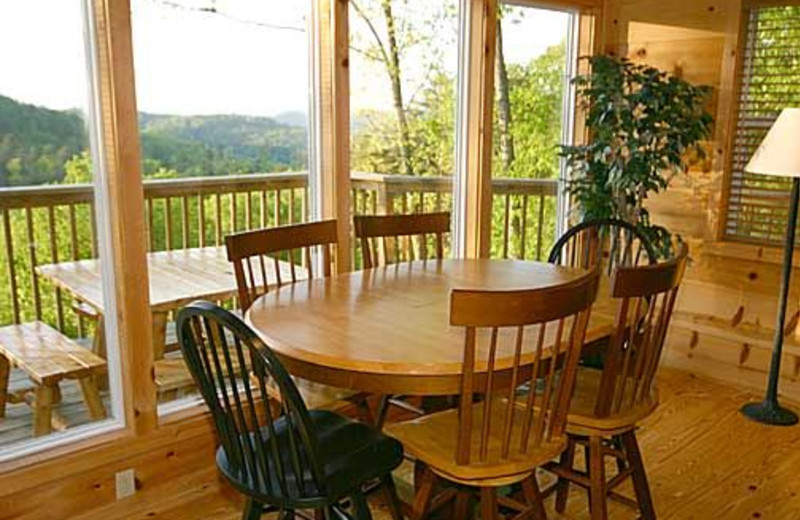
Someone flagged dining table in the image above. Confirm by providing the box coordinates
[37,245,301,358]
[246,258,616,396]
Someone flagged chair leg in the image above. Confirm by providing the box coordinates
[411,467,437,520]
[611,435,627,474]
[479,487,498,520]
[555,436,576,513]
[522,475,547,520]
[454,489,472,520]
[621,430,656,520]
[242,497,264,520]
[588,435,608,520]
[381,474,405,520]
[376,394,390,429]
[351,490,372,520]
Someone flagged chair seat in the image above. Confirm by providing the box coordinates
[217,409,403,507]
[566,367,659,436]
[386,399,566,486]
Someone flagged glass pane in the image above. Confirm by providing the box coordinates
[349,0,459,267]
[491,5,575,261]
[0,0,118,452]
[130,0,313,410]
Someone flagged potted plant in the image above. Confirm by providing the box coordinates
[561,55,713,257]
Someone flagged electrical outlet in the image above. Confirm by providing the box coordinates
[115,469,136,500]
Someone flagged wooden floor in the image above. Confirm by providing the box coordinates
[72,367,800,519]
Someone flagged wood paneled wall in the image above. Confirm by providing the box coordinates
[602,0,800,392]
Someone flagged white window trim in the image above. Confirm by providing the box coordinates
[0,0,127,463]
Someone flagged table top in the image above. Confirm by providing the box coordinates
[246,259,615,396]
[37,246,300,313]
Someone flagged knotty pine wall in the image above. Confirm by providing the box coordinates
[603,0,800,397]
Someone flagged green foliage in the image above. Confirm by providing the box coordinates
[495,43,566,180]
[0,94,309,188]
[561,55,713,257]
[0,95,86,186]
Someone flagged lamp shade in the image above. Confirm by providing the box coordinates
[745,108,800,178]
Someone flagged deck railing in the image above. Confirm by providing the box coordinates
[0,171,558,334]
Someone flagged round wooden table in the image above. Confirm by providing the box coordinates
[246,259,612,396]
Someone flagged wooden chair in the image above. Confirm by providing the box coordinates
[354,212,450,269]
[353,212,451,425]
[386,268,600,520]
[544,243,689,520]
[176,301,405,520]
[225,220,372,419]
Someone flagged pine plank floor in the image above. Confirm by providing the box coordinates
[73,367,800,519]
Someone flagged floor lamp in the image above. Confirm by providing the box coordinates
[741,108,800,426]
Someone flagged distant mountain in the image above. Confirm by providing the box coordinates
[272,111,308,128]
[0,94,309,186]
[0,94,87,185]
[138,112,308,176]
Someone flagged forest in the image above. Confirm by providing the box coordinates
[0,94,309,186]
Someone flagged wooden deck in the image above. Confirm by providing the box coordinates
[71,367,800,519]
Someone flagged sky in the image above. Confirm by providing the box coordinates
[0,0,571,118]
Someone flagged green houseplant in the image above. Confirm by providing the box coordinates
[561,55,713,257]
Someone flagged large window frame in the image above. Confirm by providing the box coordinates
[719,0,800,245]
[0,0,601,487]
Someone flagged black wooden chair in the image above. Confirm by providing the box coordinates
[548,219,658,370]
[176,301,405,520]
[548,218,658,272]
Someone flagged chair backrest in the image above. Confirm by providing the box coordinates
[449,268,599,466]
[593,243,688,418]
[225,220,338,311]
[354,212,450,269]
[548,218,658,273]
[177,301,326,500]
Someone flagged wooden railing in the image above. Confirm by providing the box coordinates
[0,171,558,333]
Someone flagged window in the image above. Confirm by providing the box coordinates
[349,0,459,265]
[490,4,577,260]
[130,0,314,411]
[723,5,800,244]
[0,0,122,456]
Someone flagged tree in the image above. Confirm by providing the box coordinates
[495,9,514,172]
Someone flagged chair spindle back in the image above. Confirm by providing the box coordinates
[225,220,338,311]
[549,218,658,274]
[594,243,688,417]
[449,269,600,466]
[177,301,326,502]
[354,212,450,269]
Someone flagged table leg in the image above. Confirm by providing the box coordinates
[0,355,9,417]
[79,376,107,420]
[152,311,168,360]
[34,384,54,436]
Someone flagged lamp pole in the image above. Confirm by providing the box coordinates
[741,176,800,425]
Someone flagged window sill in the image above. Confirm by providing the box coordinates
[705,240,800,268]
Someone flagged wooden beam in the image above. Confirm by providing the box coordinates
[503,0,603,10]
[316,0,352,272]
[459,0,497,259]
[90,0,156,434]
[714,0,746,241]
